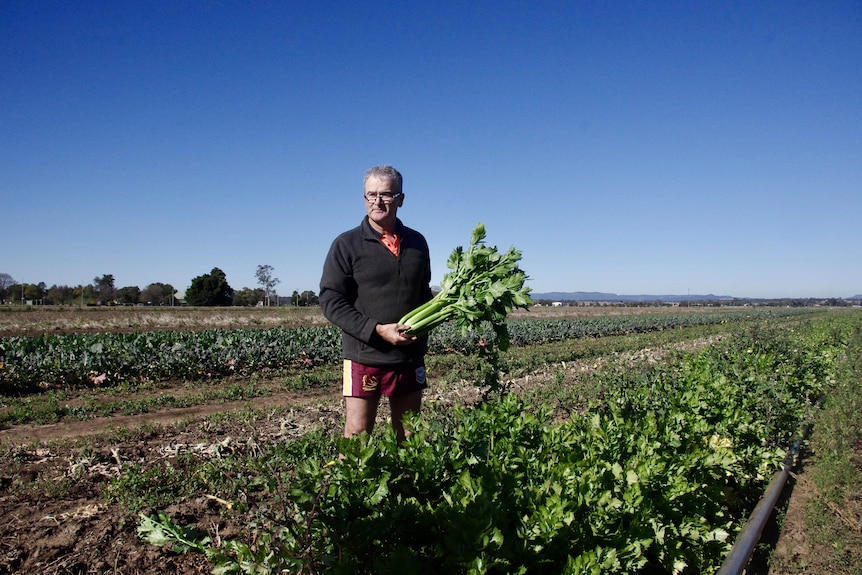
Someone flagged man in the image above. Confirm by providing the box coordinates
[319,165,432,443]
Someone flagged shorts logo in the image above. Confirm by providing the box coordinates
[362,375,379,392]
[415,366,426,385]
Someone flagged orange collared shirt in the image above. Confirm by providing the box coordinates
[380,230,400,257]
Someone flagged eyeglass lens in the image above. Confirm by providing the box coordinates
[365,192,399,202]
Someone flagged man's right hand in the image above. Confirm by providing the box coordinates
[376,323,417,345]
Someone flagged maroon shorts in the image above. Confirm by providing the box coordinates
[342,359,427,398]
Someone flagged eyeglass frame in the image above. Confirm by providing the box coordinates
[364,191,403,203]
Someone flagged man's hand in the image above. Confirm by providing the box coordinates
[376,323,417,345]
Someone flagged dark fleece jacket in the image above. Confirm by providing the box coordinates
[319,217,432,366]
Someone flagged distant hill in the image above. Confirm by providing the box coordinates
[531,291,734,303]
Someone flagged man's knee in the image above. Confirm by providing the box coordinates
[344,396,379,437]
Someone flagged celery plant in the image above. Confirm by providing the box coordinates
[398,223,533,347]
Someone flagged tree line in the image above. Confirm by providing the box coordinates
[0,266,320,307]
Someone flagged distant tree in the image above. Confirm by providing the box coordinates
[185,268,234,306]
[93,274,116,304]
[299,290,318,306]
[46,284,75,305]
[289,289,318,306]
[6,283,38,304]
[140,283,176,305]
[163,284,177,305]
[0,273,15,303]
[75,285,98,306]
[23,283,45,302]
[255,265,281,306]
[5,283,23,304]
[233,287,266,307]
[116,286,141,305]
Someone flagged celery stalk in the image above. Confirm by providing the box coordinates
[398,223,533,342]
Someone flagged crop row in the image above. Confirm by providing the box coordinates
[137,312,855,574]
[1,308,816,393]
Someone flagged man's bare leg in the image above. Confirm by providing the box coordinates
[344,396,380,438]
[389,390,423,444]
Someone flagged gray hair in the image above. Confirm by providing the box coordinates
[364,165,403,194]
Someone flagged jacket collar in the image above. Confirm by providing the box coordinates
[361,216,403,239]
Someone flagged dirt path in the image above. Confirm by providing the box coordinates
[766,470,815,574]
[0,388,339,444]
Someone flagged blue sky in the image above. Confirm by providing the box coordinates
[2,1,860,299]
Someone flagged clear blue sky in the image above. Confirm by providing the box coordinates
[2,1,860,299]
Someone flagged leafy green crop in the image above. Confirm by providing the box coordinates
[399,223,533,346]
[0,308,816,394]
[0,326,341,393]
[136,313,856,574]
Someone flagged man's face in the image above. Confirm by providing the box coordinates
[364,175,403,232]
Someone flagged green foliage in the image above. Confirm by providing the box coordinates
[400,223,533,347]
[135,313,855,574]
[108,457,206,512]
[0,308,817,394]
[770,315,862,573]
[232,287,266,307]
[0,325,342,393]
[186,267,235,307]
[808,319,862,504]
[138,510,212,553]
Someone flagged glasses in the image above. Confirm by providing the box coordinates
[364,191,402,203]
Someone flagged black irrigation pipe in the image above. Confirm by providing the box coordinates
[717,422,812,575]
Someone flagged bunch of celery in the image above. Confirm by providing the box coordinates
[399,223,533,344]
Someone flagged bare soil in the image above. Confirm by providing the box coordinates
[766,459,862,575]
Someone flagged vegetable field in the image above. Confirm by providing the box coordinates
[0,308,812,393]
[0,306,860,574]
